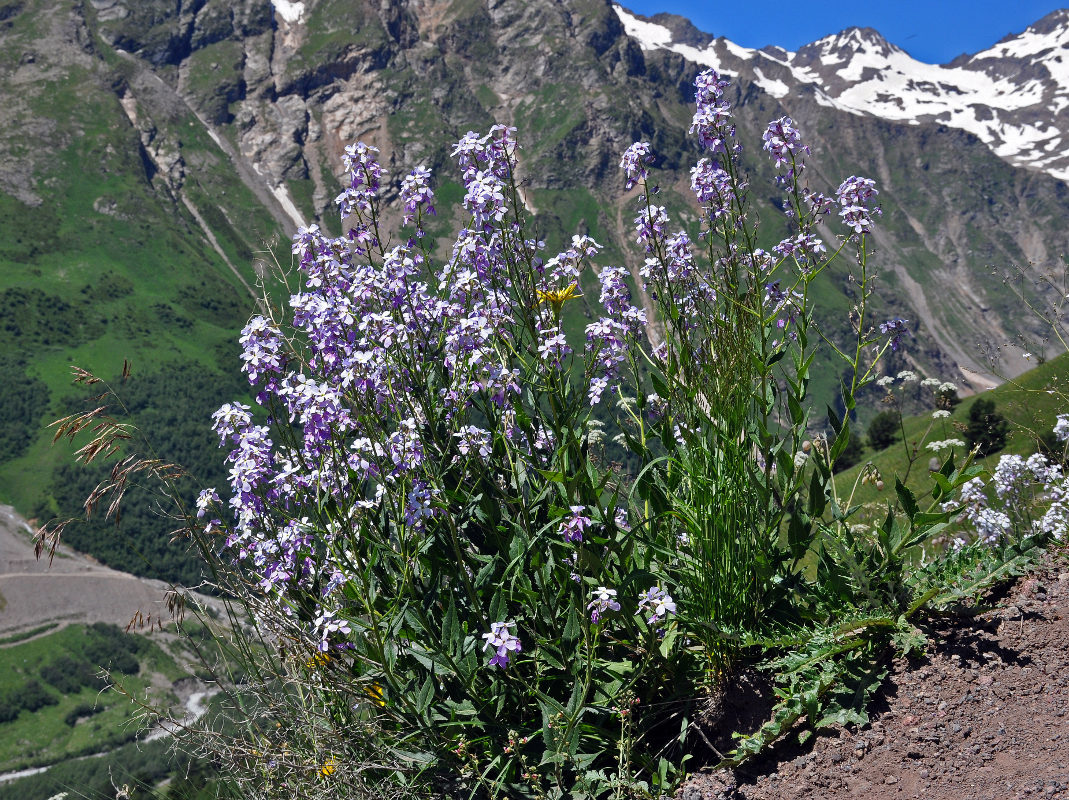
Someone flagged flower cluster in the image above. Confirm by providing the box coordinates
[948,438,1069,546]
[336,142,384,219]
[637,586,677,624]
[836,175,881,235]
[559,506,592,543]
[399,165,436,229]
[620,141,653,190]
[690,69,733,153]
[879,317,909,351]
[482,621,522,669]
[587,586,621,623]
[690,158,738,220]
[762,116,810,178]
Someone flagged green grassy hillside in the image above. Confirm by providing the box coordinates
[0,623,186,772]
[836,352,1069,510]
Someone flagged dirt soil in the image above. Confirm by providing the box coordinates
[682,553,1069,800]
[0,504,208,639]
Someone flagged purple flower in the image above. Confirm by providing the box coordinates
[404,480,438,529]
[693,68,730,107]
[211,402,253,444]
[452,131,487,177]
[240,316,286,386]
[836,175,881,235]
[454,425,493,461]
[637,586,677,624]
[587,586,621,623]
[399,166,436,229]
[585,317,628,405]
[537,325,571,369]
[1055,414,1069,443]
[482,621,521,669]
[195,488,220,518]
[559,505,592,543]
[337,142,384,217]
[463,170,507,229]
[620,142,653,190]
[690,158,739,220]
[634,205,668,251]
[762,117,810,172]
[485,124,518,179]
[773,233,826,271]
[314,610,352,652]
[689,69,734,153]
[879,317,909,351]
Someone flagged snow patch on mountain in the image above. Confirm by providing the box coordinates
[271,1,305,24]
[613,5,1069,182]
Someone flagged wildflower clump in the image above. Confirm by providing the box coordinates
[54,66,1060,800]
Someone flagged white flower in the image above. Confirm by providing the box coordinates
[926,438,965,452]
[1054,414,1069,443]
[937,381,958,394]
[876,375,895,388]
[932,410,951,419]
[920,377,942,388]
[897,370,918,382]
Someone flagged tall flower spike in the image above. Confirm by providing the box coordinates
[620,141,653,190]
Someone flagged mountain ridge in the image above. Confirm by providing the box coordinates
[615,4,1069,182]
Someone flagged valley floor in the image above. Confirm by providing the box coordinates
[0,504,180,639]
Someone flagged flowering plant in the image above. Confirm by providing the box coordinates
[44,67,1064,799]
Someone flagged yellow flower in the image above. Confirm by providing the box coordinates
[363,683,386,707]
[304,651,332,670]
[537,283,582,316]
[319,757,336,778]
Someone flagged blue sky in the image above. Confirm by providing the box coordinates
[620,2,1067,64]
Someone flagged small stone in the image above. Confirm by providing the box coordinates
[919,768,930,778]
[886,775,899,785]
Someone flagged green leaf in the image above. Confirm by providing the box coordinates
[539,642,566,670]
[787,511,814,560]
[651,371,669,400]
[658,625,679,659]
[416,673,435,713]
[563,605,581,642]
[536,469,567,484]
[895,477,919,521]
[442,597,459,653]
[807,468,828,517]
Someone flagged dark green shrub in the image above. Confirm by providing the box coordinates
[19,680,58,713]
[41,656,103,694]
[64,702,102,726]
[82,624,142,675]
[867,409,901,450]
[965,397,1010,457]
[0,692,19,723]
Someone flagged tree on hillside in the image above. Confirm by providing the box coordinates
[965,397,1010,457]
[867,409,901,450]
